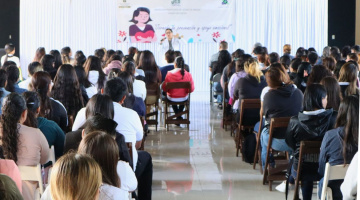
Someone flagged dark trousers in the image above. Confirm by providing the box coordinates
[172,104,185,116]
[135,150,153,200]
[292,166,314,200]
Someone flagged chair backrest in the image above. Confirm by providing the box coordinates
[48,145,56,166]
[146,83,160,98]
[212,73,222,82]
[321,163,349,200]
[239,99,261,125]
[165,81,191,90]
[270,117,291,129]
[18,164,44,195]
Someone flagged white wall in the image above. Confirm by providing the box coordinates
[20,0,328,91]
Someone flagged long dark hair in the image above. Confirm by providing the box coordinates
[5,65,19,92]
[335,95,359,164]
[0,93,27,163]
[31,71,52,117]
[139,50,159,84]
[22,91,40,128]
[306,65,333,86]
[33,47,46,62]
[40,54,56,79]
[49,50,63,70]
[83,56,106,90]
[74,51,86,67]
[116,71,133,94]
[338,62,359,96]
[320,76,342,110]
[51,64,84,116]
[302,84,327,111]
[78,131,120,187]
[175,56,185,79]
[213,50,231,74]
[85,94,114,119]
[3,43,15,63]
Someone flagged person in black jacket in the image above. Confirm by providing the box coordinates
[284,84,337,199]
[294,62,312,93]
[233,57,267,125]
[260,67,303,170]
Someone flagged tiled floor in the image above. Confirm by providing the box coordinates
[145,92,316,200]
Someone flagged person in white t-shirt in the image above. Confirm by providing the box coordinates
[122,61,147,101]
[18,62,43,90]
[1,43,23,80]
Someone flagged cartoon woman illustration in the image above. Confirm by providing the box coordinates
[129,7,157,43]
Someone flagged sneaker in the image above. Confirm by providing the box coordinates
[275,181,294,193]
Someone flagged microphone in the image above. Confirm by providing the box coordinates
[160,37,166,42]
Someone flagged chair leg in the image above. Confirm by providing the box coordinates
[236,129,240,157]
[269,181,272,191]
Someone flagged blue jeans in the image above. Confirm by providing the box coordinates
[260,127,293,170]
[213,82,223,103]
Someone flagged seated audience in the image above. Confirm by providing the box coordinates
[174,51,190,72]
[31,71,68,131]
[320,76,342,111]
[346,53,359,63]
[221,49,245,89]
[280,54,291,70]
[338,62,359,97]
[233,57,267,124]
[0,93,49,200]
[5,65,26,93]
[160,50,176,82]
[84,56,107,92]
[22,91,65,160]
[51,64,84,131]
[318,95,359,199]
[211,50,231,107]
[103,54,123,75]
[162,56,195,121]
[61,46,74,65]
[288,58,302,81]
[282,44,294,59]
[307,51,318,66]
[43,153,102,200]
[334,60,346,78]
[294,62,312,92]
[341,152,357,200]
[322,57,336,73]
[78,131,137,197]
[32,47,45,63]
[19,61,43,90]
[74,66,90,104]
[139,50,161,85]
[306,65,332,86]
[122,61,147,101]
[65,95,132,165]
[73,50,86,67]
[0,159,22,193]
[0,174,23,200]
[260,67,303,169]
[284,84,337,198]
[0,69,9,115]
[49,49,62,70]
[40,54,57,80]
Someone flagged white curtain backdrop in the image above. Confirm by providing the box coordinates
[20,0,327,91]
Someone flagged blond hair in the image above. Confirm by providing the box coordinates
[283,44,291,54]
[244,58,263,83]
[50,153,102,200]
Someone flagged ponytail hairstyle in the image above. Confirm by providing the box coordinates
[5,65,20,92]
[33,47,46,62]
[61,47,71,64]
[3,43,15,63]
[0,93,27,163]
[22,91,40,128]
[334,95,359,164]
[31,71,52,117]
[175,56,185,79]
[227,49,245,77]
[338,62,359,96]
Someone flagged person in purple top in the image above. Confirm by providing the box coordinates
[129,7,157,43]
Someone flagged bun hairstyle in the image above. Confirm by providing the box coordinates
[4,43,15,63]
[175,56,185,79]
[61,47,71,64]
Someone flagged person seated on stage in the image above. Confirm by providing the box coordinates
[318,95,359,200]
[19,62,43,90]
[211,50,231,108]
[139,50,161,85]
[260,67,303,170]
[283,84,337,197]
[122,61,147,101]
[162,56,195,123]
[160,50,176,82]
[209,41,228,71]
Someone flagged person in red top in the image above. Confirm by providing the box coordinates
[162,56,195,120]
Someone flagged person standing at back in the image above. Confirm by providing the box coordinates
[1,43,23,80]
